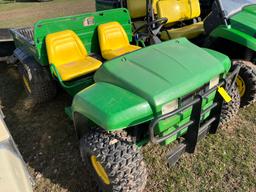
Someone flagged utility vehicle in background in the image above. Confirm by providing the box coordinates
[10,8,240,192]
[0,29,15,62]
[96,0,256,107]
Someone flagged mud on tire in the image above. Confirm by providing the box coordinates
[18,60,57,104]
[220,85,240,125]
[80,129,148,192]
[233,60,256,107]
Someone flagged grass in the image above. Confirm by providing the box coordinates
[0,1,255,191]
[0,0,95,28]
[143,107,256,191]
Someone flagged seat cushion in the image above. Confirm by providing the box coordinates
[160,22,204,40]
[46,30,88,67]
[102,45,141,60]
[56,56,102,81]
[98,22,141,60]
[98,22,130,54]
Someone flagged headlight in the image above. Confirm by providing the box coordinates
[162,100,178,115]
[209,76,219,89]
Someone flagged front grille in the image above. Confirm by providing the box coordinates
[180,83,209,107]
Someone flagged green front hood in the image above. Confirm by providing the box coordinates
[230,5,256,37]
[95,38,230,112]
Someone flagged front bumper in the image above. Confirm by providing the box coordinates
[149,65,240,166]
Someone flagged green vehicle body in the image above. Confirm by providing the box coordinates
[210,5,256,53]
[95,0,256,108]
[7,3,244,191]
[72,38,230,145]
[10,8,235,148]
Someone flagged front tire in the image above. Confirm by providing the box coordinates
[220,85,240,125]
[233,60,256,107]
[80,129,147,192]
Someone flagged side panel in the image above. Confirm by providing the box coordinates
[210,25,256,52]
[34,8,132,65]
[72,82,153,131]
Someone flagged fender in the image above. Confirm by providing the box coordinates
[210,25,256,52]
[72,82,154,133]
[14,49,52,83]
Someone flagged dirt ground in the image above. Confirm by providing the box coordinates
[0,0,95,28]
[0,0,256,192]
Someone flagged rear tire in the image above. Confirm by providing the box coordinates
[220,85,240,125]
[18,61,57,104]
[80,129,147,192]
[233,60,256,107]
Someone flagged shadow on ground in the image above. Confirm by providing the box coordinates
[0,62,97,192]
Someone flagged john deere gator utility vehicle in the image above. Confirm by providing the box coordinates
[96,0,256,107]
[10,8,240,192]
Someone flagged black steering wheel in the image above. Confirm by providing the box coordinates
[134,17,168,37]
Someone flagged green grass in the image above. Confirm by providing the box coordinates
[143,105,256,191]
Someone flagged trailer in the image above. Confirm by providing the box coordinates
[0,29,15,62]
[0,107,33,192]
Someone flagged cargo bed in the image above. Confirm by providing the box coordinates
[11,27,34,45]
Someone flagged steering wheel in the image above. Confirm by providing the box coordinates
[133,17,168,38]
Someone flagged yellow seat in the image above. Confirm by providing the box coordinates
[98,22,141,60]
[156,0,204,39]
[46,30,102,81]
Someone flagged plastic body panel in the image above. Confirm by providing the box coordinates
[72,82,154,131]
[95,38,230,113]
[72,38,231,137]
[210,5,256,51]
